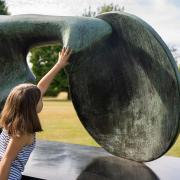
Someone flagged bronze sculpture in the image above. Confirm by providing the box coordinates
[0,12,179,162]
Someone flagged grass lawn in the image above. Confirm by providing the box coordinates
[37,98,180,157]
[37,98,99,147]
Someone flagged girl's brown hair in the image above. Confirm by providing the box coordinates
[0,83,42,136]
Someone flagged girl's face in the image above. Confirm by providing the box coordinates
[36,96,43,113]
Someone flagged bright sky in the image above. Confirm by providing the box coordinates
[4,0,180,64]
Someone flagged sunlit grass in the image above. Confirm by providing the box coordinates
[166,135,180,157]
[37,98,180,157]
[37,98,99,147]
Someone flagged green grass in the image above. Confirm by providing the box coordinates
[37,98,180,157]
[166,135,180,157]
[37,98,99,146]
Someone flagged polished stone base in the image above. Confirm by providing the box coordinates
[22,140,180,180]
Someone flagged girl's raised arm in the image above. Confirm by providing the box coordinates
[37,47,72,97]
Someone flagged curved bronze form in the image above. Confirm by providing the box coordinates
[0,14,111,108]
[68,12,180,161]
[0,12,179,162]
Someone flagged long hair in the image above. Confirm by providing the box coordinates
[0,83,43,136]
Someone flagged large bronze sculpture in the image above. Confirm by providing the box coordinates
[0,12,179,162]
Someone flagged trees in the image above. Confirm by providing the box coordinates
[97,3,124,14]
[83,3,124,17]
[30,45,69,97]
[0,0,10,15]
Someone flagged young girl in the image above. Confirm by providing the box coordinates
[0,47,72,180]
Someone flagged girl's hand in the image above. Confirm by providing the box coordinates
[37,47,72,96]
[57,47,72,68]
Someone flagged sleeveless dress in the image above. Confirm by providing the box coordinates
[0,129,36,180]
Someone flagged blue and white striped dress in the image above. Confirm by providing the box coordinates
[0,129,36,180]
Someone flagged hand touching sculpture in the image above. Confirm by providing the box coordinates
[37,47,72,96]
[57,47,73,68]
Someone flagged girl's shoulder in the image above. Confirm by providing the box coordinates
[1,128,35,146]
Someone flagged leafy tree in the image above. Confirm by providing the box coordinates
[0,0,10,15]
[83,3,124,17]
[30,45,70,98]
[97,3,125,14]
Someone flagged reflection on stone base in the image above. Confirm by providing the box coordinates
[23,140,180,180]
[77,156,159,180]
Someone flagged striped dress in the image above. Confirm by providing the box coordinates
[0,129,36,180]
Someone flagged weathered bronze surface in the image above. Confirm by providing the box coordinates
[68,12,180,161]
[0,12,179,162]
[0,14,111,110]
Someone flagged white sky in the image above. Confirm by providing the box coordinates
[4,0,180,64]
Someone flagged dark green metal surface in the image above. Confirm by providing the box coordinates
[0,14,111,110]
[69,12,180,161]
[0,12,179,162]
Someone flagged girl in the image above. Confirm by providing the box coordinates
[0,47,72,180]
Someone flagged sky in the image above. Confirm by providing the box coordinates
[4,0,180,64]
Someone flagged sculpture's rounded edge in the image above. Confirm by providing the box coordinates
[67,12,180,161]
[97,11,180,98]
[96,12,180,161]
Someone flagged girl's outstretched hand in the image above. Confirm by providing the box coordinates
[57,47,72,68]
[37,47,72,97]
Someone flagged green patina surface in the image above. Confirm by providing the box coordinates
[0,14,112,110]
[69,12,180,161]
[0,12,179,162]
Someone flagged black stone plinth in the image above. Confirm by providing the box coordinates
[22,140,180,180]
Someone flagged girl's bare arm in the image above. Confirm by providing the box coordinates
[0,135,30,179]
[37,47,72,96]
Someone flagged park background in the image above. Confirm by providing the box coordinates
[1,0,180,157]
